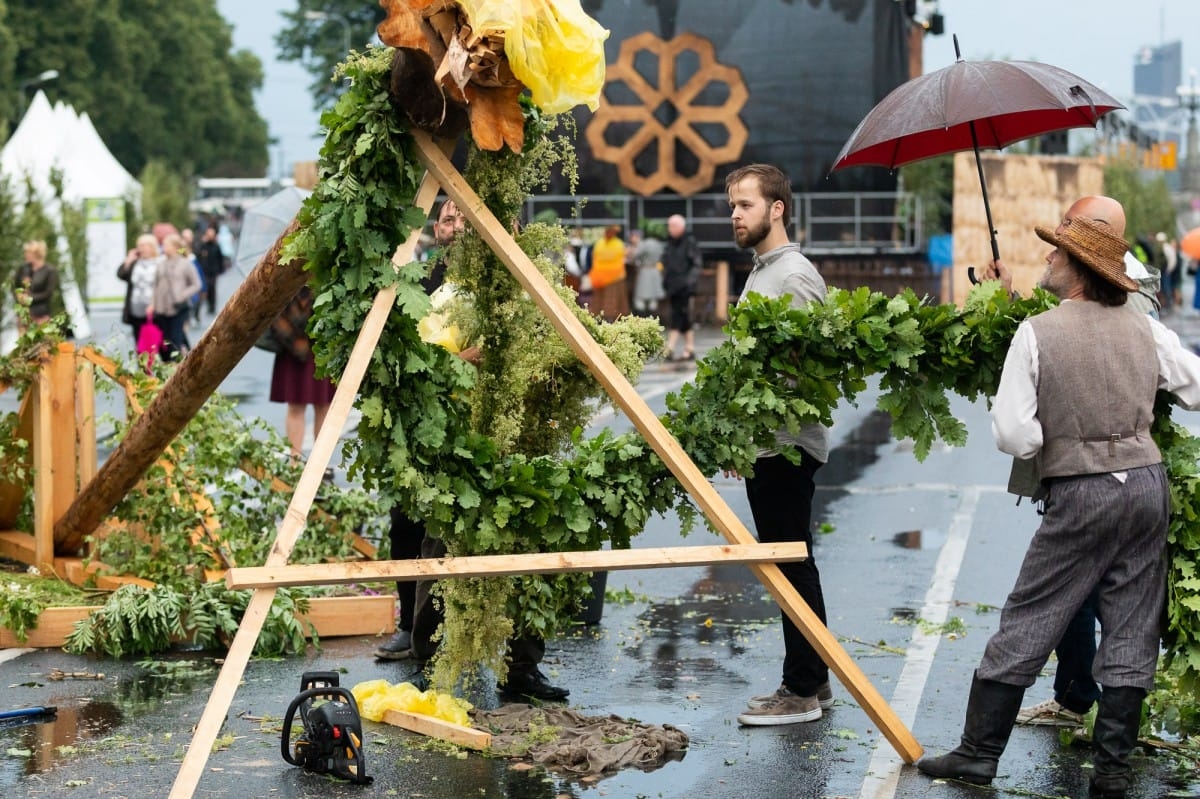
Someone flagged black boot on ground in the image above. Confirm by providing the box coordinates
[917,673,1025,785]
[498,668,569,702]
[1089,685,1146,799]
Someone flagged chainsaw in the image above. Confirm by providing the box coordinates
[280,671,372,785]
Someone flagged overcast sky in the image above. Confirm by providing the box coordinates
[922,0,1200,98]
[215,0,1200,180]
[216,0,322,181]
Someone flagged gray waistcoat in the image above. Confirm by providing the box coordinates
[1029,302,1160,478]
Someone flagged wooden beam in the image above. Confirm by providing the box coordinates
[0,530,35,563]
[75,348,97,492]
[226,543,811,589]
[168,168,446,799]
[0,605,97,648]
[46,344,78,535]
[296,595,395,637]
[32,353,55,568]
[413,130,923,764]
[382,709,491,751]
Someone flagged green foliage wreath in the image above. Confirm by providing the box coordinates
[291,48,1200,719]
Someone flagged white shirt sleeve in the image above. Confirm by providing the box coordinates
[990,321,1043,459]
[1151,317,1200,410]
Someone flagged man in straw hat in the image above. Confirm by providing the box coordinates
[917,208,1200,798]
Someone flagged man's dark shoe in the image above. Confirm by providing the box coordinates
[498,668,569,702]
[374,629,413,660]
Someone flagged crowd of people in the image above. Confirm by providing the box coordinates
[561,213,705,360]
[115,222,227,364]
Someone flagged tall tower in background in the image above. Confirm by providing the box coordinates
[1129,41,1190,192]
[1135,41,1182,99]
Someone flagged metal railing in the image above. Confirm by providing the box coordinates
[522,191,924,256]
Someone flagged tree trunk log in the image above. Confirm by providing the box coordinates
[53,220,309,553]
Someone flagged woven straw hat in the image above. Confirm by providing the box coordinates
[1035,217,1135,292]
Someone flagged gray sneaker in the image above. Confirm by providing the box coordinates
[737,686,824,725]
[374,629,413,660]
[1015,698,1085,726]
[747,682,834,711]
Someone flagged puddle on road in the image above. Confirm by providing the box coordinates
[815,409,893,487]
[0,699,122,786]
[0,662,212,783]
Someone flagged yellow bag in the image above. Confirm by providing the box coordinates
[459,0,609,114]
[352,678,473,728]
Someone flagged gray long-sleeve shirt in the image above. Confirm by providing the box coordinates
[739,243,831,463]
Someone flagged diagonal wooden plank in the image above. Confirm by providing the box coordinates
[225,543,811,588]
[411,129,923,764]
[167,170,446,799]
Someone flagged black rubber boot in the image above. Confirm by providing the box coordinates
[917,673,1025,785]
[1088,686,1146,799]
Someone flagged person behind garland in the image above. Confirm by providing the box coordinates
[375,198,570,703]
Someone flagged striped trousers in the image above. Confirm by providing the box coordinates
[978,463,1168,691]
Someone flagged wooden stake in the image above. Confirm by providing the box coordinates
[226,543,810,588]
[412,129,923,764]
[167,170,445,799]
[382,709,492,751]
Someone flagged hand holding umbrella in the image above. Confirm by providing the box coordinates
[832,35,1124,283]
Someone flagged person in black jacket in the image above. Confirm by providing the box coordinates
[661,214,702,360]
[196,223,225,317]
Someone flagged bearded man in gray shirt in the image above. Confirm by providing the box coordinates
[725,164,834,726]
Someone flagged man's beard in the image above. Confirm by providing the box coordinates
[734,216,771,249]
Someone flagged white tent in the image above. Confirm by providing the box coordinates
[0,91,141,351]
[1,91,140,206]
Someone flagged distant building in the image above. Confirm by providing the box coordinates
[1134,41,1182,101]
[191,176,294,214]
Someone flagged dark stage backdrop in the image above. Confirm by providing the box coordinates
[570,0,911,196]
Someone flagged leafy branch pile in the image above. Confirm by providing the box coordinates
[289,47,1200,722]
[0,323,387,657]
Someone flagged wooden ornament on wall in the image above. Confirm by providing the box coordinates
[585,31,749,196]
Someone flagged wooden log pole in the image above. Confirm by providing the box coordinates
[412,130,923,764]
[168,171,444,799]
[53,219,310,553]
[226,543,811,588]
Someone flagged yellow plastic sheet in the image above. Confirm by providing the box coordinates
[459,0,610,113]
[352,678,474,728]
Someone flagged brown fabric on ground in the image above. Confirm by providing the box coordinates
[472,704,689,777]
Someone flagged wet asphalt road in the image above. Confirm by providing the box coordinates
[3,289,1200,799]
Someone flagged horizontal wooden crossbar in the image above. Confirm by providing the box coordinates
[224,543,809,589]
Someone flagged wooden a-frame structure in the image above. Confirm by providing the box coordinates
[27,132,921,798]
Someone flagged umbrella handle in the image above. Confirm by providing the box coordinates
[968,120,1002,264]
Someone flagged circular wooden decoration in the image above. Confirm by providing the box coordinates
[585,31,749,197]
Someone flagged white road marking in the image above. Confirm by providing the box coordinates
[858,485,981,799]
